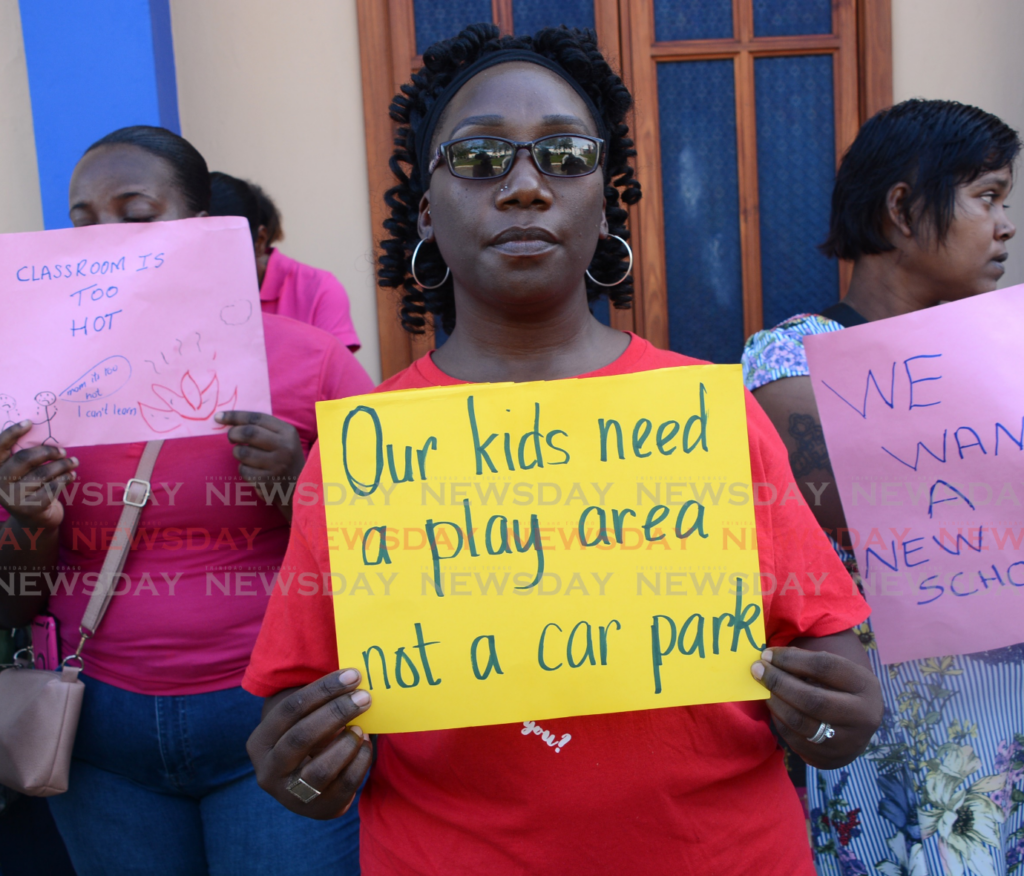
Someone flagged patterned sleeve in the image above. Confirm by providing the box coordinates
[741,314,844,391]
[742,313,858,568]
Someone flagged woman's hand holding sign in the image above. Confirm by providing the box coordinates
[247,670,373,819]
[215,410,305,521]
[0,420,79,530]
[0,420,76,625]
[750,630,883,769]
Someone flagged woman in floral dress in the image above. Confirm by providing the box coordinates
[744,99,1024,876]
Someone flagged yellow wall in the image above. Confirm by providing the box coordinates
[169,0,381,381]
[0,0,43,234]
[892,0,1024,288]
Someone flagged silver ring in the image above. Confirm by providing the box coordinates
[585,233,633,287]
[410,238,450,289]
[807,722,835,744]
[286,770,322,803]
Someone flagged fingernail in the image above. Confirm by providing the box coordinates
[350,725,364,738]
[69,457,79,466]
[20,420,31,428]
[761,649,773,663]
[339,669,359,686]
[57,447,66,457]
[351,690,370,708]
[751,662,765,680]
[214,413,224,423]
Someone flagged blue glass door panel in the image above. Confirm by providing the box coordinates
[657,61,744,363]
[753,0,832,36]
[513,0,594,34]
[414,0,492,54]
[754,55,838,328]
[654,0,733,41]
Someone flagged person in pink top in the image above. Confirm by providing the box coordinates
[0,127,373,876]
[209,172,362,351]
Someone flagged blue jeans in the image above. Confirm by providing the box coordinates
[47,675,360,876]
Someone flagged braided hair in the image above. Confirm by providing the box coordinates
[378,23,642,336]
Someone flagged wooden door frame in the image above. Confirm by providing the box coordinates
[859,0,893,120]
[356,0,410,380]
[618,0,887,347]
[357,0,892,377]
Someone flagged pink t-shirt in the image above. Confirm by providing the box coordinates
[260,248,361,351]
[41,313,374,695]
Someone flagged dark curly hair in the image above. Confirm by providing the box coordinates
[378,23,641,336]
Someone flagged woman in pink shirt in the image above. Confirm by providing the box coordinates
[209,172,362,351]
[0,126,373,876]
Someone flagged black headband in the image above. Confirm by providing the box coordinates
[412,49,609,190]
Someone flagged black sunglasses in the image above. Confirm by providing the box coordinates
[428,134,605,180]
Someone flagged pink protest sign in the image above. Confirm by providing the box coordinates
[0,216,271,449]
[805,286,1024,663]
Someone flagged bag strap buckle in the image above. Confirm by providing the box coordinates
[59,628,90,671]
[123,477,152,508]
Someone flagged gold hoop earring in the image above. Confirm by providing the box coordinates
[411,238,450,290]
[585,234,634,287]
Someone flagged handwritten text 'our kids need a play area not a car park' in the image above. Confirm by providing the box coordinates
[316,366,773,734]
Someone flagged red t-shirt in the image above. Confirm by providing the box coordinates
[244,334,869,875]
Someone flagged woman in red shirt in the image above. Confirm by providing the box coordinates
[244,24,883,874]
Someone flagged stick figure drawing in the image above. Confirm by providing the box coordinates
[0,394,20,433]
[32,391,59,447]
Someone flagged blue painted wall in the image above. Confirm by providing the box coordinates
[19,0,179,229]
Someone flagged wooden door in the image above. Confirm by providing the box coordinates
[356,0,891,377]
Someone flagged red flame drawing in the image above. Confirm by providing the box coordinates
[138,371,237,434]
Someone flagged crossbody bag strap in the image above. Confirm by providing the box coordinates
[68,440,164,665]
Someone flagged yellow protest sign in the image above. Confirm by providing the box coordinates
[316,365,767,733]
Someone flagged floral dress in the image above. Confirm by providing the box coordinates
[743,315,1024,876]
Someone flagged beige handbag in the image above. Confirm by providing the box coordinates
[0,440,163,796]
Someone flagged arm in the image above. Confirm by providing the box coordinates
[746,374,879,768]
[0,421,78,628]
[751,376,847,543]
[0,516,58,627]
[751,629,882,770]
[247,669,373,820]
